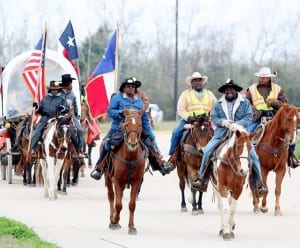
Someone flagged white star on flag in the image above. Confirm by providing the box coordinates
[66,36,75,47]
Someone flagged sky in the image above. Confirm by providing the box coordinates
[1,0,300,63]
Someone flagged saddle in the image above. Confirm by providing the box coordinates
[251,117,271,147]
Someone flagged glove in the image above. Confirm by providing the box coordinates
[119,111,125,118]
[229,123,240,132]
[58,105,66,112]
[187,116,196,123]
[221,119,232,128]
[32,102,38,109]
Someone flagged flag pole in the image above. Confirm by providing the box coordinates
[27,22,47,161]
[114,23,120,92]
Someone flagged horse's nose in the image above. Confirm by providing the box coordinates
[61,146,67,153]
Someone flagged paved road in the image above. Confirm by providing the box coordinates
[1,132,300,248]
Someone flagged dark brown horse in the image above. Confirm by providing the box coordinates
[176,114,213,214]
[210,127,252,240]
[251,104,299,216]
[105,108,146,235]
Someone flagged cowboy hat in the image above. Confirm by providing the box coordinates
[218,79,243,93]
[119,77,142,92]
[61,74,76,86]
[47,80,62,90]
[254,67,277,77]
[185,72,208,86]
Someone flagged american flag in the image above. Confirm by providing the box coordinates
[21,29,47,103]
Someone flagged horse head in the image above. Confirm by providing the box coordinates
[222,127,251,176]
[121,108,143,152]
[191,114,213,151]
[55,115,72,153]
[269,104,298,145]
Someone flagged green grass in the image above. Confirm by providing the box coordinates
[0,217,57,248]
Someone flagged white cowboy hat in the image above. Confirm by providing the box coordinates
[185,72,208,85]
[254,67,277,77]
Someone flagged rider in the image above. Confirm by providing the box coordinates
[60,74,86,159]
[192,79,268,197]
[90,77,174,180]
[168,71,216,164]
[30,80,70,160]
[246,67,300,168]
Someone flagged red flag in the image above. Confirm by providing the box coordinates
[22,29,47,103]
[85,31,117,119]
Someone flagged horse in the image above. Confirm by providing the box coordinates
[176,114,213,214]
[210,126,252,240]
[251,104,299,216]
[80,100,100,169]
[14,114,38,186]
[105,108,147,235]
[38,114,72,200]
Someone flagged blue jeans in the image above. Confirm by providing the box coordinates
[169,120,187,155]
[248,121,260,133]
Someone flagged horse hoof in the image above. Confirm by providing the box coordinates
[109,222,121,230]
[222,232,234,241]
[260,206,268,213]
[219,229,224,236]
[61,191,68,195]
[81,173,85,178]
[128,227,137,235]
[275,210,282,216]
[181,207,188,212]
[253,207,260,213]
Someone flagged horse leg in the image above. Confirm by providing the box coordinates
[177,163,187,212]
[110,182,124,230]
[88,145,92,168]
[71,160,79,185]
[273,169,286,216]
[260,170,270,213]
[57,169,62,192]
[136,177,143,200]
[191,189,199,215]
[197,191,204,214]
[128,179,142,235]
[40,160,49,198]
[106,176,119,229]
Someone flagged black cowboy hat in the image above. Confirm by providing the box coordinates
[47,80,62,90]
[119,77,142,92]
[218,79,243,93]
[61,74,76,86]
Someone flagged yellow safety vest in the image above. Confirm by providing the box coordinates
[185,89,215,115]
[248,83,281,110]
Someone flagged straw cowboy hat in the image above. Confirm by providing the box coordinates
[254,67,277,78]
[119,77,142,92]
[185,72,208,86]
[47,80,62,90]
[218,79,243,93]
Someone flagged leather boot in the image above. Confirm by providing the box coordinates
[168,146,179,165]
[290,152,300,168]
[255,184,268,198]
[90,149,108,180]
[191,177,208,192]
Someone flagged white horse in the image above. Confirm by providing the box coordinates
[39,117,71,200]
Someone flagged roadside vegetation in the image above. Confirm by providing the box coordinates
[0,217,57,248]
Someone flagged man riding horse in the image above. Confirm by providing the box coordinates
[246,67,300,168]
[29,80,70,161]
[90,77,174,180]
[168,71,217,164]
[192,79,268,197]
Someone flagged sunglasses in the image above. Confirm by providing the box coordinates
[125,85,135,88]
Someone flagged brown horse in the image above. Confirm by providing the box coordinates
[176,114,213,214]
[251,104,299,216]
[105,108,146,235]
[210,127,252,240]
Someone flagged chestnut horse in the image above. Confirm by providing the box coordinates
[105,108,147,235]
[177,114,213,214]
[251,104,299,216]
[210,127,252,240]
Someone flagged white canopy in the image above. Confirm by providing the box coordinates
[1,49,81,120]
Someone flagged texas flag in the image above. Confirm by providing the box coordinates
[59,20,79,75]
[85,31,117,119]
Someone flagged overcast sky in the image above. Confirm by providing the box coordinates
[1,0,300,62]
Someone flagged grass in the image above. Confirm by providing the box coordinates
[0,217,57,248]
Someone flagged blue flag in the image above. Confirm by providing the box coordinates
[59,20,78,60]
